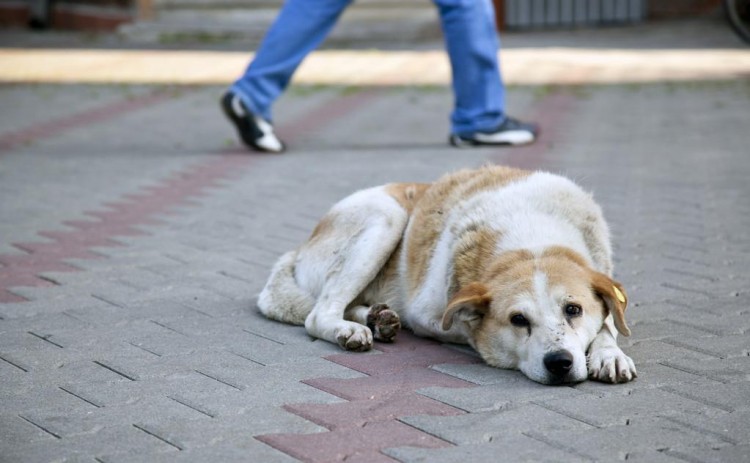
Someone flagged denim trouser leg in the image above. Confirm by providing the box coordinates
[433,0,506,134]
[231,0,354,122]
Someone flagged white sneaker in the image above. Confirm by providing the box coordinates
[450,117,539,147]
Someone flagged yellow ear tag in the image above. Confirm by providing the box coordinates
[613,286,626,303]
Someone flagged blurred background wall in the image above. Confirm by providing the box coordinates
[0,0,725,34]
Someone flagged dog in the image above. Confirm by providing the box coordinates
[258,166,636,384]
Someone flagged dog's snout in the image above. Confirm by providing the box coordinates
[544,350,574,376]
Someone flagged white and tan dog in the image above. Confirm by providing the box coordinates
[258,166,636,384]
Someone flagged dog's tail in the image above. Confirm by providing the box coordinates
[256,250,314,325]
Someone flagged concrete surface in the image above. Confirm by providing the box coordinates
[1,18,749,86]
[1,17,749,463]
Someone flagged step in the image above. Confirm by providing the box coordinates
[152,0,428,10]
[119,5,441,47]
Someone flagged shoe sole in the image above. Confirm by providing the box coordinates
[221,95,285,153]
[450,132,536,148]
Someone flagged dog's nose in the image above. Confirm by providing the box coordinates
[544,350,574,376]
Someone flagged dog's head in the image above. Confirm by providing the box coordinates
[442,247,629,385]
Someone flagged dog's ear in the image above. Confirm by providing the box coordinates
[589,271,631,336]
[442,283,491,331]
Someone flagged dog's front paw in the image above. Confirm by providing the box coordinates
[366,303,401,342]
[335,322,373,352]
[588,346,637,383]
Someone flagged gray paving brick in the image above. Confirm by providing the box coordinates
[660,380,750,413]
[153,380,344,418]
[591,449,686,463]
[659,314,748,337]
[661,333,750,359]
[53,376,233,410]
[1,422,181,462]
[0,413,62,448]
[666,444,750,463]
[225,335,348,366]
[0,295,112,320]
[64,252,186,273]
[385,433,587,463]
[417,380,585,413]
[0,346,78,376]
[9,281,143,311]
[529,416,730,462]
[624,339,718,366]
[661,410,750,447]
[134,407,326,449]
[537,386,731,427]
[566,362,708,398]
[430,363,525,386]
[627,319,722,342]
[401,403,593,445]
[99,441,299,463]
[660,356,750,384]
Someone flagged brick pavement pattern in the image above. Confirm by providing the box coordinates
[1,41,750,463]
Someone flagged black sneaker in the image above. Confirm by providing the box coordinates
[449,117,539,147]
[221,92,285,153]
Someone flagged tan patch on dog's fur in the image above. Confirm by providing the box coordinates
[483,249,537,307]
[540,246,590,268]
[358,183,431,300]
[385,183,431,213]
[442,282,491,330]
[589,271,630,336]
[406,165,530,296]
[310,183,428,244]
[365,241,403,299]
[452,226,501,293]
[485,249,536,283]
[308,214,335,242]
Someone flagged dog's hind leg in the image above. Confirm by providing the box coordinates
[296,185,412,351]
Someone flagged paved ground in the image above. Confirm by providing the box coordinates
[1,18,750,463]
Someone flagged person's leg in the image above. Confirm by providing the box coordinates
[223,0,353,152]
[433,0,505,134]
[231,0,354,122]
[433,0,537,146]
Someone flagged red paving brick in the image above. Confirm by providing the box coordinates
[304,367,475,401]
[257,420,450,463]
[0,155,252,303]
[284,393,464,430]
[256,332,480,460]
[0,90,174,153]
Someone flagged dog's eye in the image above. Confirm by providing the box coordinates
[564,304,582,317]
[510,314,530,327]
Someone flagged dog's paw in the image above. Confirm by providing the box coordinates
[335,322,373,352]
[366,303,401,343]
[588,346,637,383]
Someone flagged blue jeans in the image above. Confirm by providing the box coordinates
[231,0,506,135]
